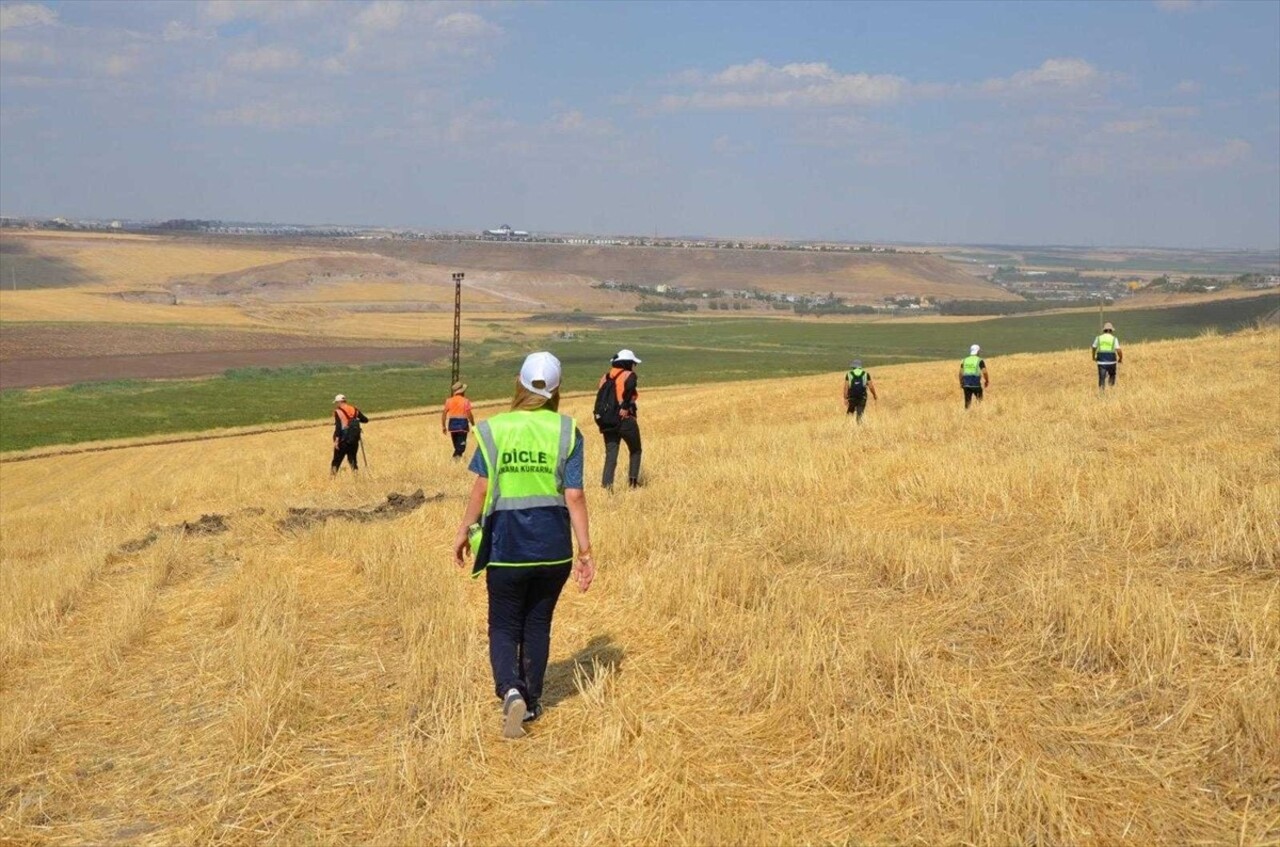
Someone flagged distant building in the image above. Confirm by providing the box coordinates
[483,224,530,240]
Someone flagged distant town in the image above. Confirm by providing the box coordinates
[2,215,1276,315]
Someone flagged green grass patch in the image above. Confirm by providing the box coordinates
[1,295,1275,452]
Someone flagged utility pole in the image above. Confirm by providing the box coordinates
[451,271,464,386]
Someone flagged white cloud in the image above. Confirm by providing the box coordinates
[199,0,324,26]
[661,60,908,111]
[211,100,338,129]
[1174,79,1203,96]
[1154,0,1215,13]
[102,47,144,77]
[355,1,405,33]
[435,11,500,39]
[979,58,1103,97]
[162,21,212,43]
[0,3,56,32]
[1103,118,1159,134]
[547,109,615,137]
[0,39,56,64]
[659,56,1108,112]
[227,45,303,73]
[1180,138,1250,168]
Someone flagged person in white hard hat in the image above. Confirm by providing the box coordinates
[452,352,595,739]
[958,344,989,409]
[1091,321,1123,392]
[594,349,643,490]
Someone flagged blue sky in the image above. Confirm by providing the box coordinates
[1,0,1277,247]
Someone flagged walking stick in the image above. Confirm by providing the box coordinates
[360,437,371,473]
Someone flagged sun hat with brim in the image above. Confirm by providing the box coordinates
[1103,322,1114,332]
[519,351,562,400]
[612,348,642,364]
[969,345,981,355]
[451,381,467,394]
[334,394,346,403]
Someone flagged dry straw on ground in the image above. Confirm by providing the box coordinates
[1,329,1277,845]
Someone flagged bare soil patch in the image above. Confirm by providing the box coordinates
[277,489,440,531]
[0,325,445,388]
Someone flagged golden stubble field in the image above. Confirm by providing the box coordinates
[0,330,1277,845]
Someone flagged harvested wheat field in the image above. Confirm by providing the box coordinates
[1,330,1277,845]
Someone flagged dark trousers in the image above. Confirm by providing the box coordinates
[963,386,984,408]
[847,395,868,422]
[331,440,359,472]
[1097,363,1117,389]
[602,418,642,488]
[486,564,572,707]
[450,430,468,458]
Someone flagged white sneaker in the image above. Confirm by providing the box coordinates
[502,688,527,739]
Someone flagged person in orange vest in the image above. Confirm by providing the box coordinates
[331,393,369,475]
[594,349,642,490]
[442,381,476,460]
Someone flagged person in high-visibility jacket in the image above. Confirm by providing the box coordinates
[1092,321,1123,391]
[452,351,595,739]
[958,344,989,409]
[843,359,878,423]
[441,381,476,460]
[331,394,369,474]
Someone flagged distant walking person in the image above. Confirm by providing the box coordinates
[452,351,595,739]
[959,345,989,409]
[844,359,878,423]
[1092,321,1123,392]
[442,381,476,459]
[331,393,369,474]
[594,349,642,490]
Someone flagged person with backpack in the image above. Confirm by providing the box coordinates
[843,359,878,422]
[452,351,595,739]
[958,344,989,409]
[1092,321,1123,392]
[594,349,642,490]
[331,393,369,474]
[442,381,476,460]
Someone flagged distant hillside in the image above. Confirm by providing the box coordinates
[352,240,1017,304]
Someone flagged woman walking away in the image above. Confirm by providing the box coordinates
[596,349,642,490]
[453,351,595,739]
[442,381,476,460]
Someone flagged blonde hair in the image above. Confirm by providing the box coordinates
[511,378,560,412]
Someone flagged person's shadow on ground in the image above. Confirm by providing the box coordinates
[540,634,624,709]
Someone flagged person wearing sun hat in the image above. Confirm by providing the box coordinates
[958,344,989,409]
[441,381,476,460]
[1091,321,1123,392]
[596,349,643,490]
[330,393,368,474]
[452,351,595,739]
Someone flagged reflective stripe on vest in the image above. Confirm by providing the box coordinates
[961,355,982,376]
[476,409,574,521]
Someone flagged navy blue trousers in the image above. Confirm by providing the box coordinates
[486,564,572,707]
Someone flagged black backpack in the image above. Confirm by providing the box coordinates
[593,372,623,431]
[847,369,868,398]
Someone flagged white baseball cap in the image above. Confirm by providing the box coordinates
[969,344,981,355]
[334,393,346,403]
[613,349,642,364]
[519,351,562,399]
